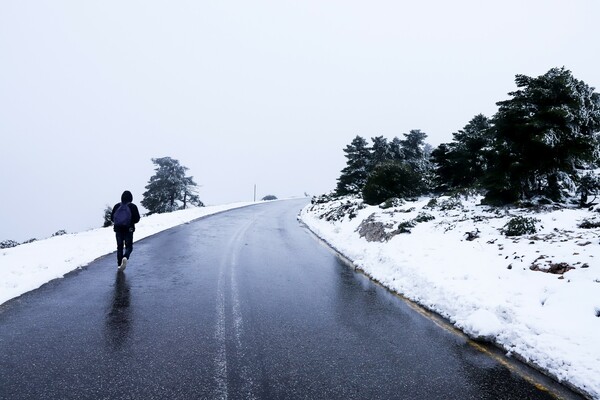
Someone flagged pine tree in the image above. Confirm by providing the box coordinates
[362,161,423,205]
[399,129,430,173]
[142,157,202,214]
[430,143,452,193]
[335,136,371,196]
[399,129,433,192]
[483,67,600,204]
[181,176,204,209]
[432,114,492,191]
[336,132,433,199]
[389,137,404,162]
[369,136,391,172]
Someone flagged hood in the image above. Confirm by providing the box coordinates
[121,190,133,203]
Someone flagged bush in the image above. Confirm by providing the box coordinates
[312,193,338,205]
[423,196,463,211]
[415,212,435,223]
[501,216,540,236]
[576,172,600,206]
[578,219,600,229]
[0,240,19,249]
[103,205,113,228]
[322,200,365,221]
[424,198,438,209]
[307,196,365,222]
[439,196,464,211]
[397,220,417,233]
[379,197,404,209]
[52,230,67,237]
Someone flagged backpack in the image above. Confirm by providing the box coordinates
[113,202,132,227]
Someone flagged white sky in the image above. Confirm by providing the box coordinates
[1,0,599,242]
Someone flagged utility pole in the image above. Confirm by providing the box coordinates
[253,184,256,202]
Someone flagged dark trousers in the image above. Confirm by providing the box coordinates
[115,231,134,265]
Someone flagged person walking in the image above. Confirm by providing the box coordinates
[111,190,141,271]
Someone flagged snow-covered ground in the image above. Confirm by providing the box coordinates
[299,194,600,399]
[0,202,254,307]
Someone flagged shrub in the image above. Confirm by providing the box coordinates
[425,195,463,211]
[312,198,365,221]
[501,216,540,236]
[576,172,600,207]
[380,197,404,209]
[103,205,113,228]
[312,193,338,205]
[415,212,435,223]
[397,220,417,233]
[438,196,464,211]
[578,219,600,229]
[424,198,438,209]
[52,230,67,237]
[0,240,19,249]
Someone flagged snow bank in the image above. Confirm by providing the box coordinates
[0,202,253,306]
[300,195,600,399]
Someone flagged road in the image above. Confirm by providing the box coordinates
[0,199,582,399]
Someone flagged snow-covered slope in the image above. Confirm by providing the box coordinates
[0,202,254,306]
[300,195,600,399]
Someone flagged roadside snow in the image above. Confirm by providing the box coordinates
[299,195,600,399]
[0,202,253,306]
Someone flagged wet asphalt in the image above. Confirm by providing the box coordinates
[0,199,583,399]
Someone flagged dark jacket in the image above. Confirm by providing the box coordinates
[111,191,141,233]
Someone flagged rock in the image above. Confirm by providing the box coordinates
[465,228,480,241]
[530,262,575,275]
[357,214,396,242]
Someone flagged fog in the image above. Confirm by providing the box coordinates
[1,0,599,241]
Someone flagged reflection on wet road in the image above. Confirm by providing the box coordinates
[0,199,581,399]
[105,272,131,350]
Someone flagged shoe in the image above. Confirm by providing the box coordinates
[118,257,128,272]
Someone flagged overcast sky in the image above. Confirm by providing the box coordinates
[1,0,599,242]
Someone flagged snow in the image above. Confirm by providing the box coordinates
[299,195,600,399]
[0,202,254,306]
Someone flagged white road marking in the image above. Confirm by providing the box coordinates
[214,264,228,400]
[213,216,258,399]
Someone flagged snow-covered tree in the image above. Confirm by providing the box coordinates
[362,161,423,205]
[431,114,492,192]
[336,131,435,198]
[336,136,371,196]
[483,67,600,204]
[142,157,203,214]
[369,136,391,172]
[399,130,430,173]
[389,137,404,162]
